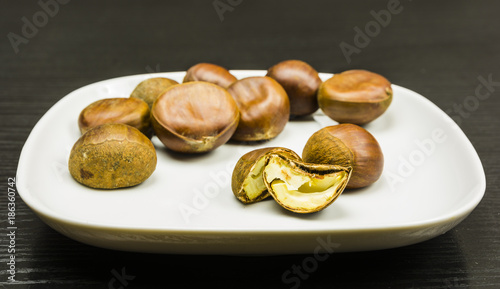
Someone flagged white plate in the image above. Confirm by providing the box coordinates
[16,70,486,254]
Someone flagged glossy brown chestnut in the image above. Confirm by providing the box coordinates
[302,124,384,189]
[78,97,152,137]
[318,69,392,125]
[183,63,237,88]
[266,59,322,117]
[227,76,290,141]
[151,82,240,153]
[130,77,178,108]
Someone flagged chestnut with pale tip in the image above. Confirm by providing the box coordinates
[151,81,240,153]
[302,124,384,189]
[228,76,290,142]
[183,63,237,88]
[266,59,322,117]
[318,69,393,125]
[78,97,153,138]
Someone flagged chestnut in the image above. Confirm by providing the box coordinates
[78,97,152,137]
[318,69,392,125]
[231,147,352,213]
[183,63,237,88]
[302,124,384,189]
[266,59,322,117]
[231,147,301,204]
[227,76,290,141]
[68,123,157,189]
[263,151,351,213]
[130,77,178,109]
[151,81,240,153]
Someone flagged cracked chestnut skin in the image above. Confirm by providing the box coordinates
[151,81,240,153]
[183,63,237,88]
[266,59,322,117]
[318,69,393,125]
[263,153,352,213]
[231,147,301,204]
[228,76,290,141]
[232,146,352,213]
[302,124,384,189]
[68,123,157,189]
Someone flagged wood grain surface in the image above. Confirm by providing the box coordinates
[1,0,499,288]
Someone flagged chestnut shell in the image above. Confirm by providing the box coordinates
[266,59,322,117]
[227,76,290,141]
[318,69,392,125]
[183,63,237,88]
[68,123,157,189]
[78,97,152,137]
[302,124,384,189]
[231,147,301,203]
[130,77,179,109]
[151,81,240,153]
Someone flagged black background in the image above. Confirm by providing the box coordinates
[1,0,499,288]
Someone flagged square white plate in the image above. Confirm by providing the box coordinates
[16,70,486,254]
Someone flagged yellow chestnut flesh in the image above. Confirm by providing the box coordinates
[263,154,351,214]
[231,147,301,204]
[183,63,237,88]
[228,76,290,141]
[232,147,351,214]
[302,124,384,189]
[318,69,392,125]
[68,123,157,189]
[130,77,178,109]
[151,82,240,153]
[78,97,152,137]
[266,59,322,117]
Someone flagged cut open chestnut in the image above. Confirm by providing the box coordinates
[232,147,351,213]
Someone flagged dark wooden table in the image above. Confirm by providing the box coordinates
[1,0,499,288]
